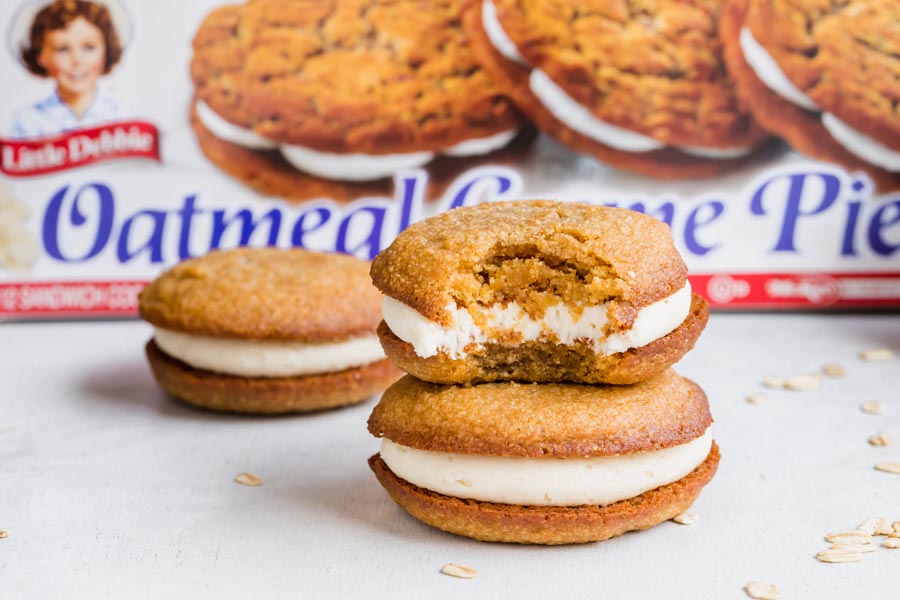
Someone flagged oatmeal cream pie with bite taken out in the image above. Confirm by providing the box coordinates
[368,370,719,544]
[370,200,708,385]
[139,247,401,413]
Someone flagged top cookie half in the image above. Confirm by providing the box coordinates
[190,0,522,154]
[140,247,381,342]
[371,200,707,385]
[464,0,770,177]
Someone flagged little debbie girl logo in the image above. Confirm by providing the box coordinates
[1,0,160,175]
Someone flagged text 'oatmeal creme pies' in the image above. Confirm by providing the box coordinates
[189,0,528,201]
[720,0,900,192]
[139,247,401,413]
[370,200,709,385]
[464,0,772,180]
[368,371,719,544]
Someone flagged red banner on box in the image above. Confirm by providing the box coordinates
[0,281,146,318]
[691,272,900,309]
[0,121,161,176]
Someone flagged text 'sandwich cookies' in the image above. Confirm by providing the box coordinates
[368,371,719,544]
[139,247,401,413]
[370,200,709,385]
[720,0,900,192]
[189,0,528,202]
[464,0,771,179]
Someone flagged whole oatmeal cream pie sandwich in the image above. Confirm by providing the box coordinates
[139,247,401,413]
[463,0,772,179]
[370,200,709,385]
[720,0,900,192]
[189,0,527,201]
[368,370,720,544]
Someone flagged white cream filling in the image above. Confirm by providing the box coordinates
[381,282,691,360]
[442,129,520,157]
[380,428,713,507]
[195,100,280,150]
[481,0,528,66]
[738,27,819,112]
[195,100,519,180]
[740,27,900,172]
[821,113,900,172]
[153,328,385,378]
[280,145,435,181]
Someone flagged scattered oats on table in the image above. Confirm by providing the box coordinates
[822,363,848,377]
[831,542,875,553]
[745,581,779,599]
[868,432,892,447]
[441,563,477,579]
[234,472,264,486]
[762,376,785,389]
[860,401,887,415]
[784,375,822,391]
[0,530,8,539]
[859,349,893,361]
[824,532,871,544]
[815,548,863,563]
[746,393,766,405]
[874,463,900,475]
[883,538,900,549]
[672,511,698,525]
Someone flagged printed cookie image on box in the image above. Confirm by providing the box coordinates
[465,0,774,179]
[720,0,900,192]
[189,0,531,203]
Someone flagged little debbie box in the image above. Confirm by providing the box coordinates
[1,0,899,319]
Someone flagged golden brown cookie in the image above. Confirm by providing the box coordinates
[371,200,707,385]
[369,444,719,544]
[368,370,713,457]
[463,0,772,179]
[367,371,718,544]
[720,0,900,192]
[139,247,401,413]
[189,0,525,187]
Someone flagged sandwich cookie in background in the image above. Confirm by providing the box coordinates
[371,200,709,385]
[368,371,719,544]
[464,0,772,179]
[720,0,900,193]
[189,0,530,202]
[139,247,401,413]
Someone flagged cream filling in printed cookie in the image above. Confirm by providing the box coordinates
[379,428,713,507]
[481,0,527,67]
[153,328,386,377]
[196,100,519,181]
[195,100,279,150]
[482,1,752,159]
[381,282,692,360]
[740,27,900,172]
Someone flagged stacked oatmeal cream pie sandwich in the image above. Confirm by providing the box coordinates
[366,200,719,544]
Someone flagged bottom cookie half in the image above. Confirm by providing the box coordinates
[369,443,720,545]
[146,340,401,414]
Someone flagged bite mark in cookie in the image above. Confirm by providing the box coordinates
[370,200,707,384]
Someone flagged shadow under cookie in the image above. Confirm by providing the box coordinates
[369,444,720,545]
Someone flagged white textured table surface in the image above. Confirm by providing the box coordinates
[2,315,900,599]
